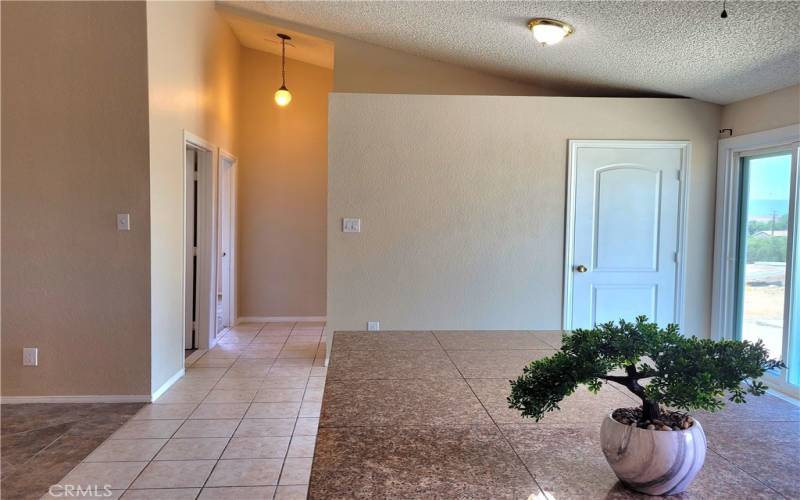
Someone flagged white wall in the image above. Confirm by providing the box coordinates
[147,1,241,394]
[721,84,800,137]
[328,95,721,338]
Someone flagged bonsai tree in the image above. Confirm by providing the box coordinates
[508,316,785,425]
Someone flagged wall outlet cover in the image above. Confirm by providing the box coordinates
[117,213,131,231]
[23,347,38,366]
[367,321,380,331]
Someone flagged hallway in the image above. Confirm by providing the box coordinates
[47,322,326,499]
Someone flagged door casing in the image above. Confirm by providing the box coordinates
[563,140,691,331]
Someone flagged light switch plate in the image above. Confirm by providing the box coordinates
[367,321,380,331]
[342,218,361,233]
[117,213,131,231]
[23,347,38,366]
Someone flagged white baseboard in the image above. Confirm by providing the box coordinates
[150,368,185,402]
[236,316,326,324]
[0,394,151,404]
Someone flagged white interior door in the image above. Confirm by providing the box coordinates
[566,142,688,329]
[185,147,198,349]
[217,155,234,332]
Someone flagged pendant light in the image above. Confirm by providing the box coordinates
[274,33,292,107]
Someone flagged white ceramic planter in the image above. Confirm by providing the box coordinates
[600,413,706,496]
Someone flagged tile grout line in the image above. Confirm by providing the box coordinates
[429,331,549,498]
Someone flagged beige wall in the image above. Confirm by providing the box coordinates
[328,95,721,338]
[1,1,151,396]
[721,84,800,137]
[147,1,241,392]
[237,49,331,318]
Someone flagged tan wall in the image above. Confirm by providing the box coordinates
[1,1,151,396]
[147,1,241,392]
[721,84,800,137]
[328,95,721,338]
[237,50,331,318]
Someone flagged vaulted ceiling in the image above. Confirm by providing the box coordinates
[227,0,800,104]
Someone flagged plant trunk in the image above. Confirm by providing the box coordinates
[642,399,661,421]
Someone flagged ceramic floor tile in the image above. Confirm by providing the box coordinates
[321,379,491,426]
[293,418,319,436]
[694,393,800,423]
[287,435,316,457]
[267,367,312,378]
[203,389,257,403]
[83,439,166,462]
[254,388,305,402]
[59,461,147,490]
[332,331,442,351]
[174,419,239,438]
[279,457,312,485]
[131,404,198,420]
[328,349,461,380]
[110,420,183,439]
[153,391,209,405]
[305,377,325,390]
[245,402,301,419]
[302,388,324,402]
[213,378,265,391]
[434,330,557,350]
[189,403,249,420]
[310,367,327,377]
[154,438,229,460]
[446,349,555,378]
[221,436,291,459]
[234,419,296,438]
[274,484,309,500]
[310,426,539,498]
[205,458,282,487]
[260,376,309,389]
[298,400,322,418]
[184,367,228,379]
[192,357,236,368]
[130,460,215,489]
[500,423,781,499]
[197,486,277,499]
[120,488,200,499]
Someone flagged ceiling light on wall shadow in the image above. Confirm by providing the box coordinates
[274,33,292,107]
[528,18,575,46]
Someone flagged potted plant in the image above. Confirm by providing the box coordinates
[508,316,784,496]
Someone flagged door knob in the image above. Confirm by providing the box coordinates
[575,264,588,273]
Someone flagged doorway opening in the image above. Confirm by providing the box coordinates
[184,132,218,360]
[216,150,237,336]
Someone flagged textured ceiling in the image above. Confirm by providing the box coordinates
[220,11,334,68]
[226,0,800,104]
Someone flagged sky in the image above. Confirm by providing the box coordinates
[748,153,791,203]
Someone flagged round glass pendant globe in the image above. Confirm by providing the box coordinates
[274,88,292,107]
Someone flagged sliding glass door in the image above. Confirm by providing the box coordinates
[736,144,799,397]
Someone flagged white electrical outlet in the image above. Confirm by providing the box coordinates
[342,218,361,233]
[23,347,38,366]
[367,321,380,331]
[117,213,131,231]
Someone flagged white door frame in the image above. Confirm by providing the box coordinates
[711,124,800,341]
[563,140,691,331]
[183,130,219,352]
[217,148,238,335]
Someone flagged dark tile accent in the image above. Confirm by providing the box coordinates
[310,425,541,499]
[328,349,461,380]
[500,423,783,499]
[321,378,492,427]
[446,349,554,378]
[434,331,556,350]
[331,331,441,351]
[0,403,143,499]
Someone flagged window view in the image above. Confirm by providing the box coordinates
[738,152,792,360]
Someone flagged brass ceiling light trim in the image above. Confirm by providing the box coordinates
[527,18,575,46]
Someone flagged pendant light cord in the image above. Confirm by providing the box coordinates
[281,37,287,87]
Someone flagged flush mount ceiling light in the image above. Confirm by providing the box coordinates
[274,33,292,107]
[527,18,575,46]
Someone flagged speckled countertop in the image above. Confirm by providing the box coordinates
[309,330,799,499]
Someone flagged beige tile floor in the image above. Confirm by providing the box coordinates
[45,322,326,500]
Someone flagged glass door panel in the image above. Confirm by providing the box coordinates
[736,151,792,360]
